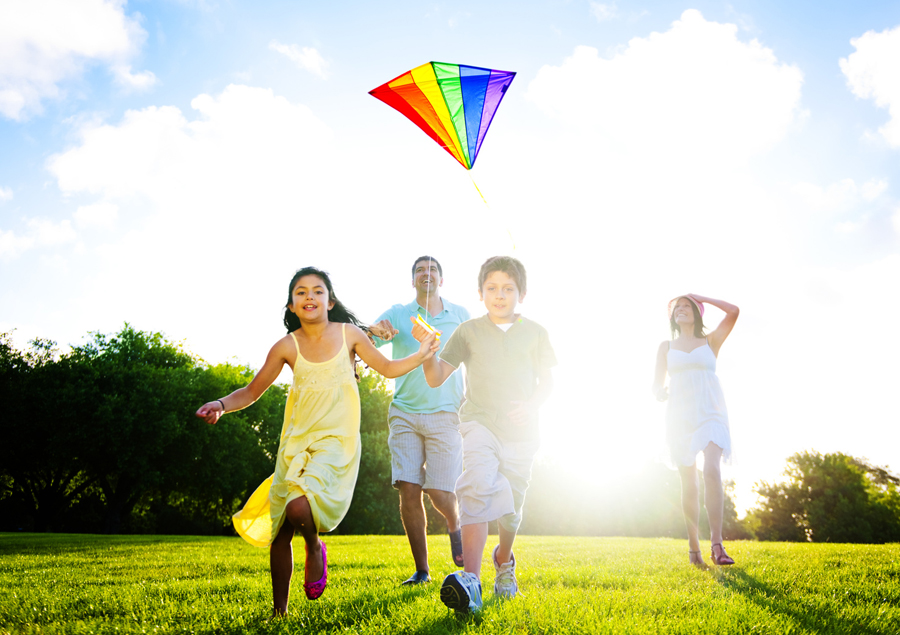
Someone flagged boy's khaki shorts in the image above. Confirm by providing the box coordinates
[455,420,540,533]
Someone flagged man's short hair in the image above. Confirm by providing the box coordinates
[478,255,527,294]
[412,255,443,278]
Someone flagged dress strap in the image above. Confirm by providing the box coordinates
[341,323,347,348]
[289,331,300,356]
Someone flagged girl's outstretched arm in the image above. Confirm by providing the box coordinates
[689,294,739,356]
[652,340,668,401]
[195,335,294,424]
[347,325,438,379]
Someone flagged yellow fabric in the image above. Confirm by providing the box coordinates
[408,62,466,164]
[232,324,361,547]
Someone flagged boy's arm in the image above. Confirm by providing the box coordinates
[508,368,554,426]
[416,315,465,387]
[423,355,457,387]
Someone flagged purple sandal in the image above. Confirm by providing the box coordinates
[304,540,327,600]
[711,543,735,566]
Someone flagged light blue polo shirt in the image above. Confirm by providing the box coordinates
[374,299,470,414]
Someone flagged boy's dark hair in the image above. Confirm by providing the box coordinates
[478,255,527,294]
[283,266,369,334]
[411,255,443,278]
[669,298,706,339]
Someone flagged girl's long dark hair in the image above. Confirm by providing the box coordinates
[283,266,370,334]
[669,298,706,339]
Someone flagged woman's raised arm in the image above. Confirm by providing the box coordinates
[690,294,739,356]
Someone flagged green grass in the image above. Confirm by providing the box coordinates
[1,534,898,634]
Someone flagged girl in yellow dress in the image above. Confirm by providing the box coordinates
[196,266,438,615]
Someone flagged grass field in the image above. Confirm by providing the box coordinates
[1,533,898,634]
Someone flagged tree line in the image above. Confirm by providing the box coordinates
[2,326,898,542]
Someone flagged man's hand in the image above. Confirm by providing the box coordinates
[370,319,399,341]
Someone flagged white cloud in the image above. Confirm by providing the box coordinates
[27,218,77,246]
[49,84,333,202]
[0,229,34,260]
[590,2,617,22]
[792,178,860,212]
[526,9,803,168]
[0,0,154,120]
[834,221,859,234]
[74,202,118,228]
[861,178,889,201]
[0,218,75,260]
[268,41,328,79]
[841,24,900,147]
[44,83,342,358]
[893,208,900,235]
[791,177,888,213]
[111,64,157,91]
[0,186,12,202]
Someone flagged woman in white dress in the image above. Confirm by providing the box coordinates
[652,294,739,567]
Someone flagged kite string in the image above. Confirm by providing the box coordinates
[469,172,516,251]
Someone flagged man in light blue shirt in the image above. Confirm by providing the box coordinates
[373,256,470,585]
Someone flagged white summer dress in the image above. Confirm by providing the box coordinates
[666,341,732,467]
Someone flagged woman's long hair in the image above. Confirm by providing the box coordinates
[283,266,370,334]
[669,298,706,339]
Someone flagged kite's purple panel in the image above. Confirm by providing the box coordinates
[475,70,516,161]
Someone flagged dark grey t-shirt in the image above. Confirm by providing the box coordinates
[439,314,557,441]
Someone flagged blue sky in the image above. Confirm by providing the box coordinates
[3,0,900,514]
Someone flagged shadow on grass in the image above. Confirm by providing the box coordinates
[408,608,484,635]
[714,568,886,635]
[252,582,479,635]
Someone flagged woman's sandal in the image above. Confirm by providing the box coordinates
[688,550,708,569]
[711,543,735,566]
[303,540,328,600]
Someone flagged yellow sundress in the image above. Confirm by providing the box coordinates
[232,324,361,547]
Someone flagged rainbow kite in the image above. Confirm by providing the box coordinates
[369,62,516,170]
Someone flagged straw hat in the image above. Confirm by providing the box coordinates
[667,295,704,320]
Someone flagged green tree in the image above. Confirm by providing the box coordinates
[1,327,287,534]
[137,361,286,534]
[63,326,203,532]
[0,333,98,531]
[749,451,900,543]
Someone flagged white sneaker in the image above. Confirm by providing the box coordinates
[440,571,482,613]
[492,545,518,599]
